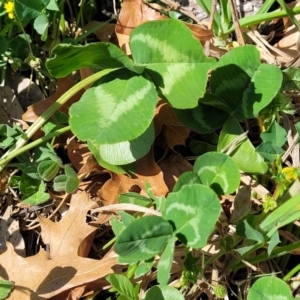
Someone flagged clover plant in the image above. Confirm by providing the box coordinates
[248,276,293,300]
[1,15,300,299]
[113,151,235,289]
[0,19,284,177]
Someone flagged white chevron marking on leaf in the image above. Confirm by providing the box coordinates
[165,203,202,246]
[140,223,169,239]
[165,202,195,216]
[96,81,153,124]
[197,166,218,176]
[126,240,156,255]
[185,219,202,247]
[131,33,190,62]
[139,241,158,255]
[197,166,229,192]
[163,64,196,95]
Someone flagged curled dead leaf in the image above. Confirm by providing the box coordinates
[185,22,213,43]
[274,1,300,59]
[154,103,190,150]
[98,150,168,206]
[0,192,118,299]
[67,138,90,172]
[158,152,193,191]
[22,77,84,123]
[116,0,167,53]
[83,21,116,42]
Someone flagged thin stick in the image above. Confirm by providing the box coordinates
[91,203,162,216]
[228,0,245,45]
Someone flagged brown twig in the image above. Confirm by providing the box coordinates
[228,0,245,45]
[209,0,218,30]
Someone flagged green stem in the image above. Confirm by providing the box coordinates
[257,0,275,14]
[225,6,300,34]
[276,223,293,270]
[0,21,14,36]
[4,126,71,168]
[74,18,115,43]
[276,0,300,31]
[126,264,138,279]
[230,240,300,271]
[60,11,66,40]
[204,248,226,268]
[77,0,86,31]
[0,68,117,171]
[283,263,300,282]
[17,20,33,56]
[102,237,117,250]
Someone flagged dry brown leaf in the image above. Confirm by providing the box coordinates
[185,23,213,42]
[115,32,132,55]
[75,174,112,225]
[116,0,167,53]
[274,1,300,58]
[154,103,184,134]
[78,154,104,176]
[22,77,84,123]
[66,285,86,300]
[39,192,96,257]
[115,0,212,53]
[230,185,251,223]
[76,174,110,196]
[207,43,228,59]
[0,192,118,299]
[162,125,190,150]
[67,138,90,172]
[98,150,168,206]
[154,103,190,150]
[116,0,166,35]
[84,21,116,42]
[275,25,299,58]
[61,279,108,300]
[158,153,193,191]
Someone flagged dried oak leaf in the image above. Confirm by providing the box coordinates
[158,152,193,191]
[78,154,104,176]
[116,0,166,35]
[67,138,90,172]
[143,0,213,42]
[116,0,167,53]
[275,1,300,59]
[185,22,213,43]
[0,192,118,300]
[83,21,116,42]
[22,77,84,123]
[99,150,168,206]
[154,103,190,150]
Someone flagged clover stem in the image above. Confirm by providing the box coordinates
[4,125,71,168]
[0,68,116,171]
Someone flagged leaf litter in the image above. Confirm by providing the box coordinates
[0,192,118,299]
[2,0,300,298]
